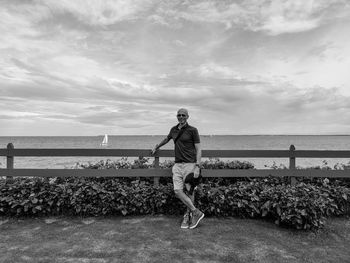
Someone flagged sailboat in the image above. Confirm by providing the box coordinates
[101,134,108,147]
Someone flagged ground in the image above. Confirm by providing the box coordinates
[1,215,350,263]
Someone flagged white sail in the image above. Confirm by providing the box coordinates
[101,134,108,146]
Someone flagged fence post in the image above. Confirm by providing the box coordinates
[6,143,14,183]
[154,155,160,186]
[289,145,296,185]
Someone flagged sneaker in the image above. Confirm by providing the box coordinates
[180,212,191,229]
[189,209,204,229]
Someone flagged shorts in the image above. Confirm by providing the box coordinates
[172,163,196,190]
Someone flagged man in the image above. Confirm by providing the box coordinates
[151,108,204,229]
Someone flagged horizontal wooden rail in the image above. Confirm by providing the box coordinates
[0,168,349,178]
[2,148,350,158]
[0,148,291,157]
[0,168,172,178]
[3,148,157,157]
[2,144,350,184]
[291,150,350,158]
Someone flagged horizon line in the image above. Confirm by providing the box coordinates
[1,134,350,137]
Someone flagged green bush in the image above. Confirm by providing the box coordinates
[74,157,255,186]
[265,160,350,187]
[1,176,349,230]
[74,157,254,170]
[1,158,350,230]
[74,157,153,170]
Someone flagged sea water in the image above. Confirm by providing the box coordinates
[1,135,350,169]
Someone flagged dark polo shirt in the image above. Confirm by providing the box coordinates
[167,123,200,163]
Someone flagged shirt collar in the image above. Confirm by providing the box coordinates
[177,122,188,130]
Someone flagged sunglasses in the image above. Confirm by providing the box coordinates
[177,114,187,117]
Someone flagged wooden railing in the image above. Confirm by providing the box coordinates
[1,143,350,185]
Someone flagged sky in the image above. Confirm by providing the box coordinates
[1,0,350,136]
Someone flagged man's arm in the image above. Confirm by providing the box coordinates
[151,137,171,155]
[194,143,201,177]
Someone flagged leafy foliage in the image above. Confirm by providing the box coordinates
[74,157,152,170]
[1,175,350,230]
[1,158,350,230]
[74,157,254,170]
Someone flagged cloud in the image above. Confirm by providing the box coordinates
[258,15,320,35]
[75,110,153,128]
[1,0,350,135]
[154,0,350,35]
[192,63,243,80]
[247,0,350,35]
[39,0,156,26]
[0,3,47,41]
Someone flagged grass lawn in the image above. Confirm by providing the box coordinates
[1,215,350,263]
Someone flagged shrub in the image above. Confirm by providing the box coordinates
[2,158,350,230]
[1,176,349,230]
[74,157,153,170]
[74,158,256,186]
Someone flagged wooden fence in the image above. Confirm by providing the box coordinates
[1,143,350,185]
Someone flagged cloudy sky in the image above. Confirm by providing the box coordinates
[1,0,350,136]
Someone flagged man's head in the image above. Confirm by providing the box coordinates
[177,108,189,125]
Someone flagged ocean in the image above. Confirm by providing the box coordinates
[1,135,350,169]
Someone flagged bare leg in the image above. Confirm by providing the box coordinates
[175,188,196,212]
[185,183,195,214]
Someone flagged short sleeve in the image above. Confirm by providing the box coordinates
[167,128,173,141]
[193,128,200,143]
